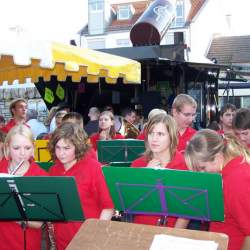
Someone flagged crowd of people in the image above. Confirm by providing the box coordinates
[0,94,249,250]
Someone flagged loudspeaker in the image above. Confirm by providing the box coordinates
[140,91,161,118]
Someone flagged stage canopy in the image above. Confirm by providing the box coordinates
[0,40,141,85]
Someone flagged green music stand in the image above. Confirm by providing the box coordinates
[36,162,54,172]
[0,176,84,249]
[103,167,224,222]
[97,139,145,165]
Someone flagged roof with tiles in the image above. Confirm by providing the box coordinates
[108,0,150,31]
[186,0,206,23]
[80,0,206,34]
[207,35,250,64]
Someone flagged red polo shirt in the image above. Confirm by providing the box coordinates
[0,159,48,250]
[49,150,114,250]
[1,119,18,133]
[90,133,125,151]
[177,127,196,153]
[1,119,29,134]
[210,156,250,250]
[136,130,146,140]
[131,151,187,227]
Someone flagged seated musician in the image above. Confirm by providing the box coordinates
[137,108,167,140]
[43,110,67,140]
[232,108,250,149]
[48,122,114,250]
[90,111,124,151]
[0,125,48,250]
[171,94,197,153]
[185,129,250,250]
[0,130,6,161]
[131,113,189,228]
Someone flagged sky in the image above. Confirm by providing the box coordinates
[0,0,87,43]
[0,0,249,43]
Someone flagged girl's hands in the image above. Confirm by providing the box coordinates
[146,159,162,169]
[99,130,109,140]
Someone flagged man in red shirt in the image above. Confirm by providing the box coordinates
[232,108,250,149]
[171,94,197,153]
[1,98,28,133]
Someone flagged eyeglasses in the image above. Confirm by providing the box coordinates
[179,111,197,118]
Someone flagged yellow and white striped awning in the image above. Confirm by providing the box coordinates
[0,39,141,84]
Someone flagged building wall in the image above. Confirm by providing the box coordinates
[188,0,229,57]
[82,0,228,60]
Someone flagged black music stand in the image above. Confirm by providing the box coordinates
[0,176,84,250]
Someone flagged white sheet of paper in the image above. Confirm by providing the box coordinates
[150,234,218,250]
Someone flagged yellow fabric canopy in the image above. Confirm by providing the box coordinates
[0,40,141,84]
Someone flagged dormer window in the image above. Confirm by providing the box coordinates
[171,0,185,28]
[89,1,104,11]
[117,5,134,20]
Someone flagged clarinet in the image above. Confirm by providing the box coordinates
[9,160,24,175]
[46,222,57,250]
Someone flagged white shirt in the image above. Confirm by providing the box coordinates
[27,119,48,139]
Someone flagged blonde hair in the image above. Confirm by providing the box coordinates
[185,129,250,171]
[172,94,197,111]
[144,113,178,161]
[148,108,167,120]
[4,124,34,159]
[48,122,90,162]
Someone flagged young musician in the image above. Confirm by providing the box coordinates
[61,111,84,129]
[137,108,167,140]
[48,122,114,250]
[0,130,6,161]
[90,111,124,151]
[172,94,197,153]
[185,129,250,250]
[232,108,250,149]
[1,98,28,134]
[0,125,48,250]
[131,113,188,228]
[218,103,236,135]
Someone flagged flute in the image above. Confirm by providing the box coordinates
[9,160,25,175]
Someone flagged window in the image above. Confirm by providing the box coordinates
[116,39,130,47]
[171,0,185,28]
[87,39,106,49]
[117,5,133,20]
[89,1,104,11]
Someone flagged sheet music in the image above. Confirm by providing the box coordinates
[150,234,218,250]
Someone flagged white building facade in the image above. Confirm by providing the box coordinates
[78,0,230,63]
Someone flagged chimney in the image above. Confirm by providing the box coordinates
[226,14,232,34]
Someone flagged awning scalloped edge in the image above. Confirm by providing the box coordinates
[0,55,141,84]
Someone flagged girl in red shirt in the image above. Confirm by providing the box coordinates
[131,113,188,229]
[185,129,250,250]
[90,110,124,151]
[48,122,114,250]
[0,124,48,250]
